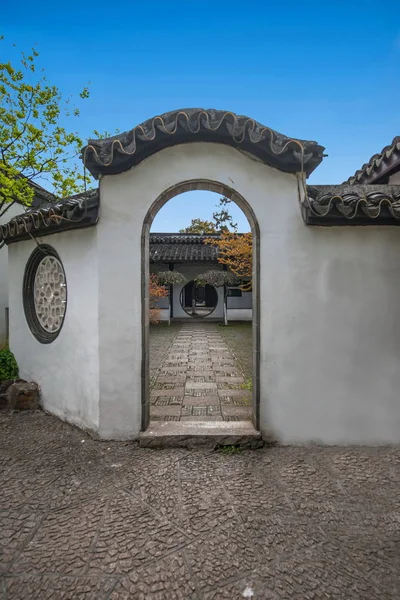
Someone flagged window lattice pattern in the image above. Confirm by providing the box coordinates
[33,256,66,333]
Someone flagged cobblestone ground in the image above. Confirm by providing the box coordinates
[1,412,399,599]
[150,322,251,422]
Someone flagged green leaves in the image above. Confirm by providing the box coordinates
[179,219,217,234]
[0,348,19,382]
[79,87,90,99]
[0,38,95,218]
[180,197,238,235]
[212,197,238,232]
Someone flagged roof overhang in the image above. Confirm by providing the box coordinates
[345,137,400,185]
[149,233,220,263]
[0,189,99,245]
[303,184,400,225]
[82,109,325,178]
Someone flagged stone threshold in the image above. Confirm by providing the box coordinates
[139,420,263,449]
[169,318,224,323]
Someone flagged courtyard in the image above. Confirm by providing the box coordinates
[0,411,399,599]
[150,322,253,423]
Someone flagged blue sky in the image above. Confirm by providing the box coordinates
[2,0,400,231]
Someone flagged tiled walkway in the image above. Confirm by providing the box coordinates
[150,322,252,422]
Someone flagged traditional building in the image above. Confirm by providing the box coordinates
[150,233,252,322]
[1,109,400,444]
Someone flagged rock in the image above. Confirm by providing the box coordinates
[0,379,24,396]
[0,380,41,410]
[0,379,24,409]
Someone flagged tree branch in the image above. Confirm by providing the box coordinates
[0,199,18,219]
[1,89,34,154]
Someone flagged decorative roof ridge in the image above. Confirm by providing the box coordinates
[150,233,221,244]
[0,188,100,245]
[82,108,325,178]
[303,183,400,225]
[345,137,400,184]
[149,232,250,244]
[307,182,400,197]
[27,179,57,205]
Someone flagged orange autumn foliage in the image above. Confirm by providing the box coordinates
[149,274,168,324]
[206,231,252,290]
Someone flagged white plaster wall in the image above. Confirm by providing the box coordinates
[156,308,170,321]
[0,204,23,346]
[227,291,252,310]
[389,171,400,184]
[100,142,400,443]
[171,264,224,319]
[8,229,100,432]
[98,142,296,439]
[264,224,400,443]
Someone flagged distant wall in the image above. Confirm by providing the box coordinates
[151,263,254,318]
[171,264,224,319]
[227,291,252,310]
[0,204,23,346]
[227,308,252,321]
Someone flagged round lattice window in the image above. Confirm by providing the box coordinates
[23,246,67,343]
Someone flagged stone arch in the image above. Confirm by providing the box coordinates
[141,180,260,431]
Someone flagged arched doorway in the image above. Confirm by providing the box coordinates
[82,109,323,440]
[142,180,260,432]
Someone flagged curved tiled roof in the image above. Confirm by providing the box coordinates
[345,137,400,185]
[150,233,220,262]
[82,108,325,178]
[303,184,400,225]
[150,233,221,244]
[0,188,99,244]
[3,180,400,246]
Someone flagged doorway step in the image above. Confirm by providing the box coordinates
[138,420,263,449]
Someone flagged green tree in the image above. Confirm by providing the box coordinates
[179,218,217,234]
[180,197,238,234]
[0,37,94,219]
[212,197,238,232]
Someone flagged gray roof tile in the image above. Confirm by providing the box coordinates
[83,108,325,178]
[345,137,400,184]
[150,233,219,262]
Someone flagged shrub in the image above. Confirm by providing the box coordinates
[0,347,19,381]
[156,271,186,285]
[195,270,239,288]
[149,274,168,324]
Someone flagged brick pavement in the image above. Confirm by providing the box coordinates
[0,411,399,599]
[150,322,252,423]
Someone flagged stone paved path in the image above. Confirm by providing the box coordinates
[150,322,252,422]
[1,412,399,599]
[149,323,182,385]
